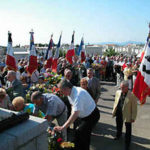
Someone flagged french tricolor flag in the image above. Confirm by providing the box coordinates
[133,25,150,104]
[66,31,75,64]
[26,30,38,76]
[45,34,53,69]
[52,33,62,72]
[77,37,86,63]
[140,33,150,62]
[6,31,17,71]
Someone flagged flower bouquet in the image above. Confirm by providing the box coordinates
[44,72,62,86]
[92,63,102,70]
[26,72,62,103]
[60,142,75,150]
[25,84,53,103]
[48,131,75,150]
[48,131,62,150]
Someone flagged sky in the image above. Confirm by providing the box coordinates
[0,0,150,46]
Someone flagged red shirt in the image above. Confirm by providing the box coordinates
[122,63,127,70]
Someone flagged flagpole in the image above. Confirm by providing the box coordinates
[30,29,34,34]
[51,33,53,38]
[142,23,150,54]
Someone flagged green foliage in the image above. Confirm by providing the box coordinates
[103,48,119,57]
[59,48,66,57]
[48,132,62,150]
[48,132,75,150]
[25,72,62,103]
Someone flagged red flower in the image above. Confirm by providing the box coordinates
[52,86,60,92]
[57,137,63,143]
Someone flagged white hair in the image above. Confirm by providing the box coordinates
[7,70,16,77]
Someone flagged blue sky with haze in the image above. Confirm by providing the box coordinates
[0,0,150,46]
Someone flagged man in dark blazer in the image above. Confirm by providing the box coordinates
[85,68,101,104]
[7,70,25,101]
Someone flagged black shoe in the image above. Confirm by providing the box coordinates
[114,137,120,140]
[124,147,130,150]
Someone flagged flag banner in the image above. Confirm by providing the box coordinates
[77,37,86,63]
[66,31,75,64]
[52,34,62,72]
[45,35,53,69]
[140,50,145,62]
[133,31,150,104]
[140,37,149,62]
[6,32,17,71]
[26,30,38,76]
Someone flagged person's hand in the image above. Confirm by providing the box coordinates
[48,128,55,135]
[54,126,64,132]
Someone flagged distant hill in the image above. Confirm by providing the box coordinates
[0,41,145,47]
[86,41,145,46]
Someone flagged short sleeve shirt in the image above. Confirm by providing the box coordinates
[68,86,96,118]
[34,93,65,117]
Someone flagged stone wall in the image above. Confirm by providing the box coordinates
[0,108,49,150]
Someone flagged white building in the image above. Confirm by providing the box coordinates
[13,47,29,61]
[85,45,103,55]
[114,44,144,55]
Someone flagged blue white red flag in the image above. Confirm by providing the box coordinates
[133,25,150,104]
[66,31,75,64]
[45,34,53,69]
[77,37,86,63]
[26,30,38,76]
[6,31,17,71]
[52,33,62,72]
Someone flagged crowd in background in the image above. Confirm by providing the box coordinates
[0,53,141,110]
[0,53,140,150]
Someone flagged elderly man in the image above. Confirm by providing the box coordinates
[31,91,67,141]
[6,70,25,101]
[112,80,137,150]
[54,79,100,150]
[85,68,101,104]
[64,68,78,86]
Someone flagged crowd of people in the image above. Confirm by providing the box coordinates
[0,53,140,150]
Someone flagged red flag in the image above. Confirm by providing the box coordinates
[140,50,145,62]
[26,30,38,76]
[52,34,62,72]
[66,31,75,64]
[133,30,150,104]
[45,35,53,69]
[80,38,86,63]
[5,31,17,71]
[140,31,150,62]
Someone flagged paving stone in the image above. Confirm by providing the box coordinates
[90,81,150,150]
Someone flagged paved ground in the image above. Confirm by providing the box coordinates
[90,81,150,150]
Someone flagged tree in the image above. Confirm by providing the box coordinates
[103,48,119,56]
[59,48,66,57]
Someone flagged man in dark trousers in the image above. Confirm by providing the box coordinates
[112,80,137,150]
[54,79,100,150]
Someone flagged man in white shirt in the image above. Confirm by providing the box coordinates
[54,79,100,150]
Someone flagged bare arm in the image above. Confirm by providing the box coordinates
[54,111,79,131]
